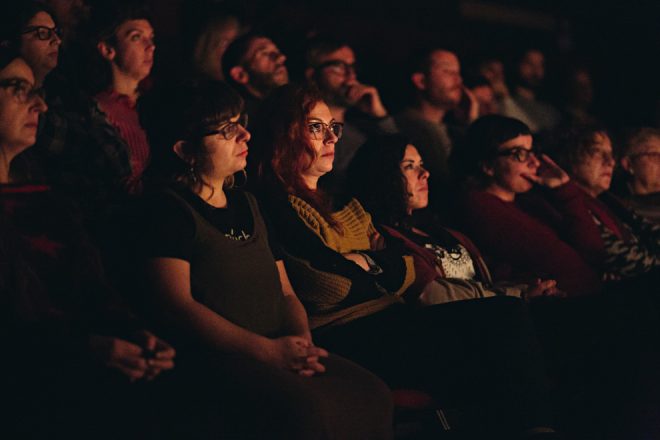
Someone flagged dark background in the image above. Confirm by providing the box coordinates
[145,0,660,130]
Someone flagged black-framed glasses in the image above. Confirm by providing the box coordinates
[203,114,248,140]
[630,151,660,161]
[0,78,45,103]
[585,147,615,164]
[22,25,62,41]
[495,147,539,163]
[308,121,343,140]
[315,60,358,77]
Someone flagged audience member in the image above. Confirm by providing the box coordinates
[396,47,475,187]
[550,126,660,281]
[453,115,601,295]
[222,32,289,117]
[89,1,155,194]
[304,37,397,192]
[561,66,598,126]
[501,49,561,133]
[253,83,558,438]
[138,80,394,439]
[0,47,175,440]
[618,127,660,223]
[181,4,241,81]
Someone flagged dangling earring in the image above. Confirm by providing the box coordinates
[188,164,198,183]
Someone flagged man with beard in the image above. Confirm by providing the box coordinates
[501,49,560,133]
[304,38,398,194]
[223,33,289,117]
[395,48,470,187]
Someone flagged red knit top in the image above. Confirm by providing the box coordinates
[95,90,150,193]
[459,185,602,296]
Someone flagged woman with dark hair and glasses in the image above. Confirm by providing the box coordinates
[253,83,559,439]
[138,80,394,439]
[0,47,177,439]
[0,1,62,87]
[453,114,603,296]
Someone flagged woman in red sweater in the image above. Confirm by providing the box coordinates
[550,125,660,282]
[454,115,602,296]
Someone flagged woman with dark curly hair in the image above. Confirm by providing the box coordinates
[347,133,562,304]
[253,83,559,439]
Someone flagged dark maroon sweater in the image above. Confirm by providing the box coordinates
[459,185,602,296]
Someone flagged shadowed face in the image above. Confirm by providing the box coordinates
[0,58,48,157]
[401,144,430,213]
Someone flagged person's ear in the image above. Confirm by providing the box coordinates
[481,161,495,178]
[173,140,190,162]
[411,72,426,91]
[620,156,634,175]
[97,41,116,62]
[229,66,249,85]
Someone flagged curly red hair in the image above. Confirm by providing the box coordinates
[253,83,339,228]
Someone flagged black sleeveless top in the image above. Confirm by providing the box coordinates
[142,187,285,337]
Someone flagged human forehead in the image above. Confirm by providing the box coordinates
[429,51,460,70]
[115,19,154,37]
[307,101,333,121]
[498,134,533,150]
[590,132,612,152]
[27,11,57,27]
[402,144,422,162]
[246,37,278,57]
[634,135,660,153]
[523,50,544,64]
[317,46,355,64]
[0,58,35,84]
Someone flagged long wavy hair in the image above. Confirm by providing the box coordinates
[253,83,339,228]
[348,134,412,227]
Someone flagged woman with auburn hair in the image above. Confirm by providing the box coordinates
[253,83,559,439]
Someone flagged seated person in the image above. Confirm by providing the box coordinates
[347,133,562,304]
[138,80,393,440]
[3,2,134,234]
[87,1,155,194]
[0,48,174,439]
[550,125,660,282]
[252,83,558,438]
[452,115,602,296]
[618,127,660,223]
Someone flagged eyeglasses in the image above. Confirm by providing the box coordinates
[315,60,358,77]
[203,114,248,140]
[495,147,539,163]
[22,25,62,41]
[0,78,45,103]
[307,120,344,140]
[585,148,615,164]
[629,152,660,161]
